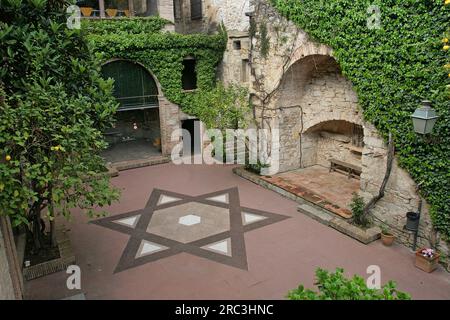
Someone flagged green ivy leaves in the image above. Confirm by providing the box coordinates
[85,19,227,124]
[272,0,450,239]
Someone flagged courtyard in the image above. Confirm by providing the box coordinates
[25,163,450,300]
[1,0,449,305]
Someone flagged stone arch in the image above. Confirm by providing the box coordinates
[100,59,166,161]
[300,119,364,169]
[102,58,164,96]
[276,53,362,172]
[286,42,334,72]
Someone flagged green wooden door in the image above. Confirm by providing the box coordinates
[102,60,158,111]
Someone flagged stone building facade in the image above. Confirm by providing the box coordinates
[80,0,449,263]
[200,0,449,262]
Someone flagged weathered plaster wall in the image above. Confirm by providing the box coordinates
[175,0,250,34]
[248,0,449,263]
[0,217,21,299]
[173,0,251,85]
[158,96,183,156]
[158,0,174,20]
[0,226,15,299]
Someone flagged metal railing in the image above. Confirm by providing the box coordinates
[116,94,159,111]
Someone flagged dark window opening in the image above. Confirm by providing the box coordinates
[182,59,197,90]
[173,0,181,20]
[241,59,249,83]
[190,0,202,20]
[182,119,201,155]
[233,40,241,50]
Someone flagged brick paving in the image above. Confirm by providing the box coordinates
[25,164,450,300]
[262,165,359,218]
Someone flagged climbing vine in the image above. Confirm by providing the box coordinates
[83,17,227,123]
[272,0,450,238]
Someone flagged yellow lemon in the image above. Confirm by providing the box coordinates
[444,45,450,51]
[443,38,449,43]
[5,155,11,161]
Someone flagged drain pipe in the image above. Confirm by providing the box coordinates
[412,199,422,251]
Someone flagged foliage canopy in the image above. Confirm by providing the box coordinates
[288,268,411,300]
[0,0,120,245]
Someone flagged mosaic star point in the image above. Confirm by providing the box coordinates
[91,187,289,273]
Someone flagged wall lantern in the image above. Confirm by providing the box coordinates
[411,100,439,135]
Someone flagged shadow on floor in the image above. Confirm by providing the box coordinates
[101,139,161,164]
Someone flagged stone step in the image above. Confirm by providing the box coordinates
[232,167,379,244]
[112,156,170,171]
[297,203,380,244]
[298,203,333,225]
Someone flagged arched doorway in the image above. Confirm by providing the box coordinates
[101,60,162,163]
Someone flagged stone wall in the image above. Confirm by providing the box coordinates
[175,0,250,34]
[173,0,252,87]
[247,0,449,265]
[158,0,175,21]
[0,217,22,299]
[158,96,183,157]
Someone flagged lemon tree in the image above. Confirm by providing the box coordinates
[0,0,120,249]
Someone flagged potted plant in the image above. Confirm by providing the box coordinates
[380,225,395,246]
[415,248,440,273]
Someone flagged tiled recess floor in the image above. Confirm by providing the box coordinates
[25,164,450,300]
[262,165,360,218]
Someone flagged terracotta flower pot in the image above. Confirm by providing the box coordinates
[80,7,93,17]
[415,249,440,273]
[381,232,395,246]
[106,8,118,17]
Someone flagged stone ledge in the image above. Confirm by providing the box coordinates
[233,166,380,244]
[23,226,75,281]
[110,155,170,172]
[299,203,380,244]
[233,166,352,218]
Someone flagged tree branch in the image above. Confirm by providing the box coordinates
[363,132,395,217]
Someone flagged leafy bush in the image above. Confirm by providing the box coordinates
[245,161,270,175]
[271,0,450,238]
[185,83,251,130]
[350,192,369,227]
[287,268,411,300]
[380,224,392,236]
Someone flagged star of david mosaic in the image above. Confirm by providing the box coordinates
[91,188,290,273]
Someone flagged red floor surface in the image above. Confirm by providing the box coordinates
[25,164,450,300]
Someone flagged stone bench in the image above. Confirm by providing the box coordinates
[329,158,362,179]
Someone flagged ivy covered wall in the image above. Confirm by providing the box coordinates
[83,17,227,117]
[271,0,450,239]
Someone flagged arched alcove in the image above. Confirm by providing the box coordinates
[101,60,162,163]
[301,120,364,169]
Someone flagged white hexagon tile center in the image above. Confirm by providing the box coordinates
[178,214,201,226]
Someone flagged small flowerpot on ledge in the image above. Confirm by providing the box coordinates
[380,226,395,246]
[415,248,440,273]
